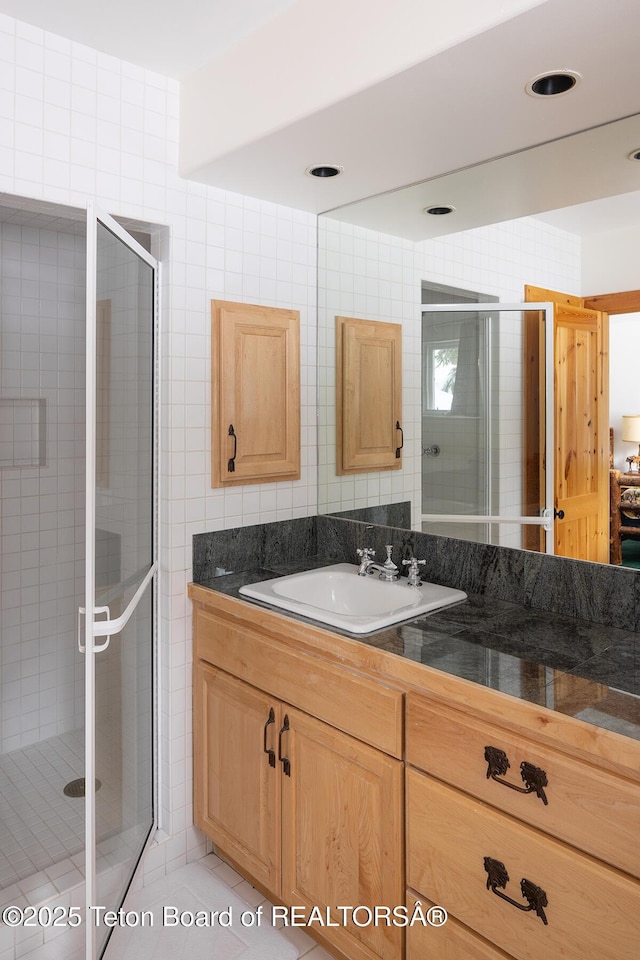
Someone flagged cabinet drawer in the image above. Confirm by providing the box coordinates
[406,692,640,877]
[406,891,512,960]
[407,769,640,960]
[195,607,403,758]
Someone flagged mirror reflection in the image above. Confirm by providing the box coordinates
[317,113,640,568]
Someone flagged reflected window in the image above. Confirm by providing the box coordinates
[424,339,458,412]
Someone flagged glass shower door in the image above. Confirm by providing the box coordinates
[421,302,555,552]
[83,206,157,959]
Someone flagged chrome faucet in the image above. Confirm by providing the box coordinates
[357,544,400,581]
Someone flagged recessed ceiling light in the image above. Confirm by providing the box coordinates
[628,148,640,161]
[305,164,343,178]
[525,70,581,97]
[423,204,455,216]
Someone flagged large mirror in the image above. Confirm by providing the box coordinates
[317,112,640,567]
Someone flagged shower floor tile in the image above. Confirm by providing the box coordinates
[0,729,121,892]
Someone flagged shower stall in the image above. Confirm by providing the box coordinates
[420,294,555,551]
[0,196,158,959]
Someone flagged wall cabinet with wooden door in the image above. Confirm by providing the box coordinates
[211,299,300,487]
[192,601,404,960]
[336,316,403,474]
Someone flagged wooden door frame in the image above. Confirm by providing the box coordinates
[583,289,640,314]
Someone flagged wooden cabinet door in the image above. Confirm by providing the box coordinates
[211,299,300,486]
[281,706,404,960]
[193,662,281,891]
[336,316,402,474]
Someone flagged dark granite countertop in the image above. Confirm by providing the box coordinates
[193,562,640,743]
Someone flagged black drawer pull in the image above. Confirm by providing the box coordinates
[395,421,403,458]
[227,424,237,472]
[278,714,291,776]
[263,707,276,768]
[484,745,548,805]
[484,857,548,925]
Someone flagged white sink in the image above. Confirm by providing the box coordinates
[238,563,466,634]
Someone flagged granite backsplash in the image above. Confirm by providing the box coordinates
[192,507,640,633]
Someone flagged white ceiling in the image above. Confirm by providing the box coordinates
[2,0,640,237]
[326,113,640,240]
[0,0,299,78]
[177,0,640,220]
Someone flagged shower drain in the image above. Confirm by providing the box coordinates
[63,778,101,798]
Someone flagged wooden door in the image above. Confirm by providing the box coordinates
[336,316,403,474]
[193,662,281,891]
[281,706,404,960]
[524,286,609,562]
[211,299,300,486]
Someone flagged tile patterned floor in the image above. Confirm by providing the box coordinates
[0,730,121,891]
[15,855,335,960]
[104,855,335,960]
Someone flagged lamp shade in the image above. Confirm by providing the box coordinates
[622,415,640,443]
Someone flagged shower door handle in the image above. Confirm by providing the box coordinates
[80,561,157,654]
[77,606,110,653]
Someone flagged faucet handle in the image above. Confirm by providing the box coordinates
[357,546,375,560]
[402,557,426,585]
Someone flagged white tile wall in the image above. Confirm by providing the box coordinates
[0,222,85,754]
[0,11,318,915]
[317,219,421,523]
[318,214,581,544]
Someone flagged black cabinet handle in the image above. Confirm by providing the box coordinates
[484,857,548,925]
[554,508,565,520]
[278,714,291,776]
[227,424,237,472]
[263,707,276,768]
[395,421,403,459]
[484,745,548,805]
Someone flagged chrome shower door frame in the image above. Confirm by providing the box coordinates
[83,203,159,960]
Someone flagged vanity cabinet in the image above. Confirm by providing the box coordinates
[210,299,300,487]
[405,690,640,960]
[192,597,404,960]
[405,892,510,960]
[189,584,640,960]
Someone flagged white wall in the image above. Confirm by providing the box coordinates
[319,214,581,543]
[0,12,318,897]
[581,225,640,469]
[582,224,640,295]
[318,220,421,523]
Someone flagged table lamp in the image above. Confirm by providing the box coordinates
[622,414,640,472]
